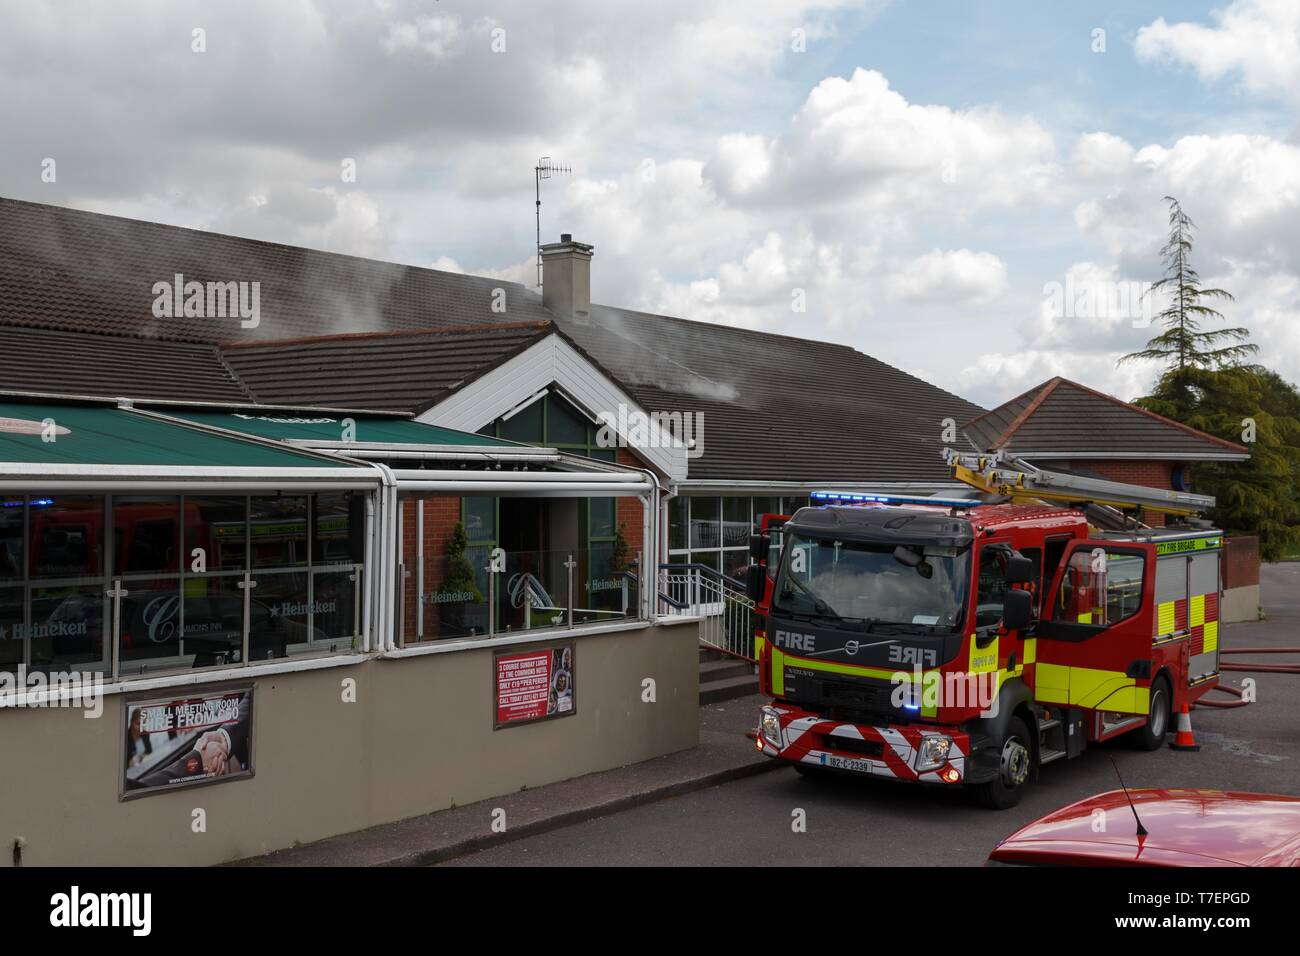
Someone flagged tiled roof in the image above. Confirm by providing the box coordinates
[220,322,554,412]
[0,195,989,483]
[962,377,1249,459]
[0,324,251,404]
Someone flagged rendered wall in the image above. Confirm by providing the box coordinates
[0,618,699,866]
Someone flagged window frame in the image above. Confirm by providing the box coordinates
[1,491,366,680]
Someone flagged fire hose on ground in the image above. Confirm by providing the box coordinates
[1195,647,1300,708]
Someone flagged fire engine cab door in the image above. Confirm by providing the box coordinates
[1033,540,1157,716]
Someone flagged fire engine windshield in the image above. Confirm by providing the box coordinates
[773,533,969,632]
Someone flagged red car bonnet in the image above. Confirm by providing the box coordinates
[990,789,1300,867]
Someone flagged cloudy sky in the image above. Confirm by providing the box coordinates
[2,0,1297,408]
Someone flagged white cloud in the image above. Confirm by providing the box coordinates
[1071,132,1300,275]
[382,15,464,59]
[883,249,1007,305]
[1136,0,1300,101]
[637,232,1008,330]
[705,68,1060,227]
[957,350,1163,408]
[1073,132,1135,181]
[211,185,391,259]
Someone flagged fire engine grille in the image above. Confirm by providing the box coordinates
[821,678,895,716]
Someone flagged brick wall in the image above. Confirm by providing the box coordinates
[1069,459,1182,528]
[1223,535,1260,589]
[1067,459,1261,595]
[615,446,646,559]
[400,496,464,641]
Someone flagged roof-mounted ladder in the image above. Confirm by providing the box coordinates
[944,450,1215,518]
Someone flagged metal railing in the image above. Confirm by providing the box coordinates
[398,549,643,645]
[657,563,756,661]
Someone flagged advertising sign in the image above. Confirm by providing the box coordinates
[121,687,254,799]
[494,643,575,728]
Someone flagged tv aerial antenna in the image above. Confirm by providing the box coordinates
[535,156,571,287]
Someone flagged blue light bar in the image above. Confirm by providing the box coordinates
[810,491,979,509]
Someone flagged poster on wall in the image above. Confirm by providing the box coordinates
[494,644,575,729]
[121,687,254,800]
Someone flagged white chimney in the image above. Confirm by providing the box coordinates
[541,233,593,320]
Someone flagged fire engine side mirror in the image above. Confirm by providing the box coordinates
[1004,553,1035,584]
[1002,588,1032,631]
[746,563,766,603]
[749,533,766,562]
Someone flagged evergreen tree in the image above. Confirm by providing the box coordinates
[1121,196,1256,416]
[442,520,483,632]
[1136,367,1300,561]
[445,520,482,598]
[609,521,629,573]
[1121,197,1300,560]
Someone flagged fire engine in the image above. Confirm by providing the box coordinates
[748,452,1225,808]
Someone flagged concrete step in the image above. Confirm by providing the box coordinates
[700,658,754,683]
[699,645,730,663]
[700,673,761,706]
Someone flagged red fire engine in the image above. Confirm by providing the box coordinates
[748,452,1224,808]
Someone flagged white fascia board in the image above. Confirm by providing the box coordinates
[672,480,970,494]
[0,463,374,480]
[290,440,556,457]
[416,334,687,480]
[1016,451,1250,461]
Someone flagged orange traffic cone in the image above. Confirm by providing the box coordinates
[1169,703,1200,752]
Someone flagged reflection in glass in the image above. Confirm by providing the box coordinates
[114,496,180,575]
[181,576,245,667]
[689,497,720,550]
[250,496,309,569]
[186,496,247,573]
[590,497,615,539]
[752,497,779,529]
[0,501,23,582]
[723,497,750,549]
[464,497,496,543]
[117,579,184,674]
[312,569,359,643]
[313,492,356,567]
[30,582,105,671]
[723,548,748,581]
[499,399,543,444]
[249,572,314,661]
[0,586,22,671]
[30,496,103,578]
[668,496,687,551]
[547,394,589,445]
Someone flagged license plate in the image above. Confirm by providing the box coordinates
[820,753,874,774]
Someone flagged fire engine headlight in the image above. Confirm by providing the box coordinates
[760,707,783,750]
[915,735,953,772]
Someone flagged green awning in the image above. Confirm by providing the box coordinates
[158,408,553,456]
[0,401,358,470]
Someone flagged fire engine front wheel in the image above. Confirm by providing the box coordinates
[1128,675,1173,751]
[969,716,1034,810]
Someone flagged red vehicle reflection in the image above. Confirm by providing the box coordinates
[988,788,1300,866]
